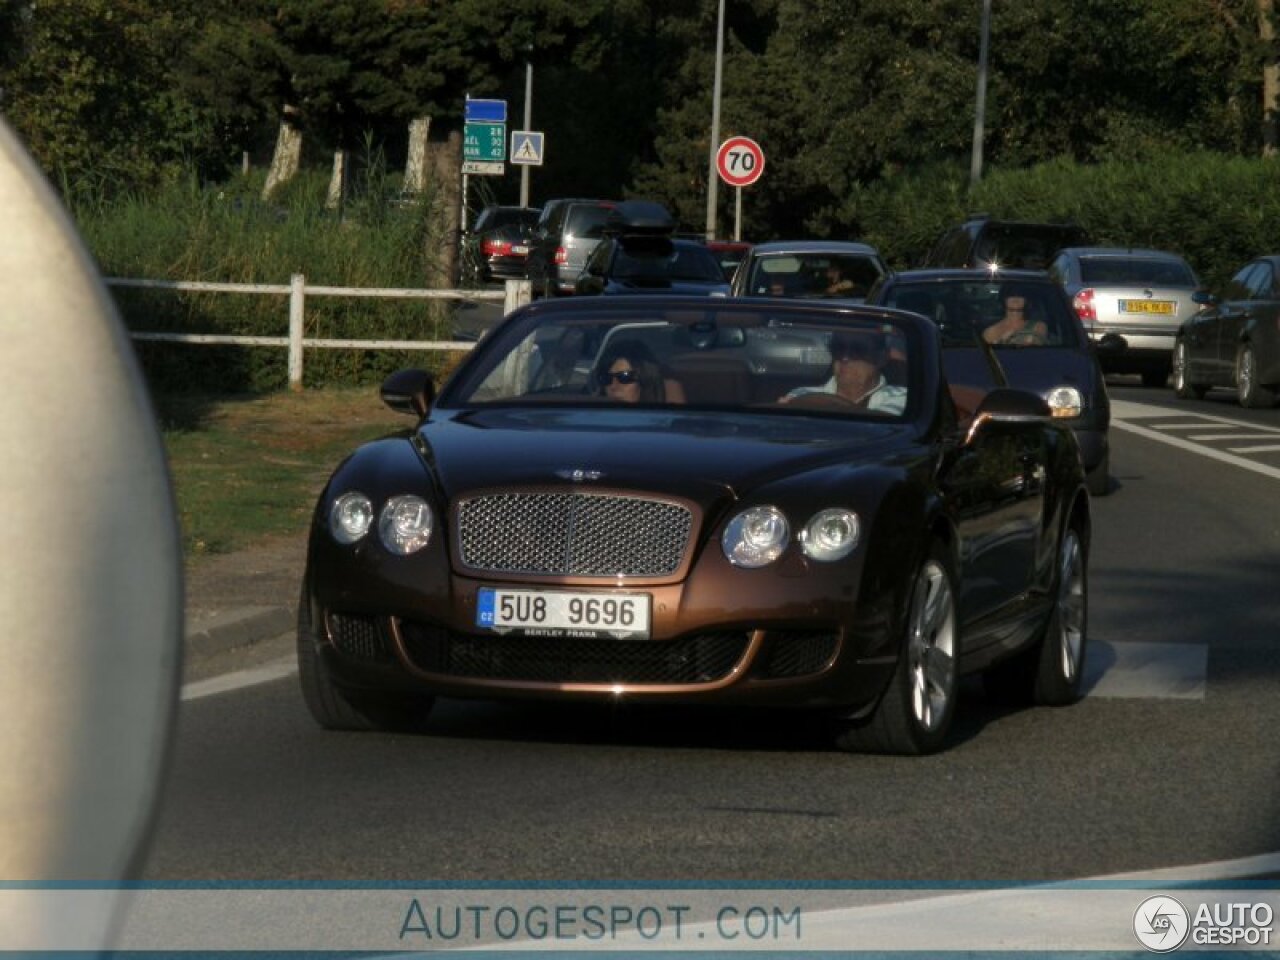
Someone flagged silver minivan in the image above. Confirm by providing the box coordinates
[525,198,618,298]
[1049,247,1203,387]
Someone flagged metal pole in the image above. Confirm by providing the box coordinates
[734,187,742,242]
[520,56,533,207]
[704,0,726,241]
[970,0,992,187]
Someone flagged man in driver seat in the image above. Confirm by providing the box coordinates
[781,329,907,414]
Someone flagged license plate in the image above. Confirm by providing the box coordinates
[1119,299,1175,315]
[511,244,529,255]
[476,587,651,639]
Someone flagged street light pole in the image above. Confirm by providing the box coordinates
[704,0,726,241]
[520,50,533,207]
[970,0,992,187]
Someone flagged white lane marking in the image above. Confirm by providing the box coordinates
[1185,432,1276,441]
[1229,442,1280,453]
[1084,640,1206,700]
[1147,421,1231,430]
[1110,418,1280,482]
[1112,399,1280,432]
[181,657,297,701]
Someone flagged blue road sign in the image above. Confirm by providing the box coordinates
[510,131,545,166]
[465,98,507,123]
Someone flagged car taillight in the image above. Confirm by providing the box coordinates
[554,246,568,265]
[481,238,512,257]
[1073,288,1096,326]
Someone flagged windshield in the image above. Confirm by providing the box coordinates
[744,253,884,299]
[444,305,916,418]
[1079,256,1196,286]
[882,279,1080,348]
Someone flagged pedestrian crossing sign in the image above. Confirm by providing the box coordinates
[510,131,545,166]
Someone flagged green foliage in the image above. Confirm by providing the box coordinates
[73,156,467,393]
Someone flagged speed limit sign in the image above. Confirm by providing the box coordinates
[716,136,765,188]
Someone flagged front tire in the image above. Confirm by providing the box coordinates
[1237,345,1276,409]
[984,527,1088,706]
[834,542,958,755]
[1172,341,1208,400]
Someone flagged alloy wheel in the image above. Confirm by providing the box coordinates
[1055,531,1085,684]
[1239,347,1255,401]
[908,559,956,732]
[1173,343,1188,392]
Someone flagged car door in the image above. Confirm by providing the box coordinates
[1214,262,1265,373]
[938,385,1048,630]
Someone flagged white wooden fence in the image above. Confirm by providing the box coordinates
[106,274,532,390]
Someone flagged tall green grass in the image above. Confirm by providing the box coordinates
[71,151,466,393]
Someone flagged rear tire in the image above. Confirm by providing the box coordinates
[1085,450,1109,497]
[833,542,958,755]
[1172,341,1208,400]
[1237,345,1276,409]
[984,527,1088,706]
[297,585,435,733]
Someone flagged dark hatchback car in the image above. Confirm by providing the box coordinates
[298,297,1092,756]
[870,269,1111,495]
[462,205,540,284]
[1174,255,1280,408]
[922,216,1090,271]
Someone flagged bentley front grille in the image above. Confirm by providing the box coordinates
[456,492,692,577]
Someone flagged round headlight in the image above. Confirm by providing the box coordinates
[329,491,373,544]
[1046,385,1084,418]
[722,506,790,568]
[800,508,861,562]
[378,495,434,555]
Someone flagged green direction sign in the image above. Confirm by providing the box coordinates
[464,121,505,173]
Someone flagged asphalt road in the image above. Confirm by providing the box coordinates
[143,378,1280,883]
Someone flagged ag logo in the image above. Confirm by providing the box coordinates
[1134,895,1190,952]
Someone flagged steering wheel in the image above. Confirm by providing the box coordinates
[784,391,859,409]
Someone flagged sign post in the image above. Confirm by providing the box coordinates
[715,136,765,242]
[461,97,507,238]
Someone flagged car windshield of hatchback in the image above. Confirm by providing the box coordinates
[745,254,882,299]
[883,280,1077,348]
[1079,257,1196,286]
[444,306,914,417]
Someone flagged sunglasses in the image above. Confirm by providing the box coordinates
[831,342,876,361]
[599,368,640,386]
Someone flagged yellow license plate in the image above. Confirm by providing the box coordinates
[1119,300,1175,315]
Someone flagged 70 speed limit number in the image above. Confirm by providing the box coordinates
[716,136,765,188]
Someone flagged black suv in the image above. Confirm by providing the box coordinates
[922,215,1089,271]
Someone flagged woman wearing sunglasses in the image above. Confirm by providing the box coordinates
[594,340,686,404]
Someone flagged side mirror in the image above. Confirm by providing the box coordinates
[381,369,435,417]
[1192,289,1217,307]
[577,275,605,296]
[964,387,1050,444]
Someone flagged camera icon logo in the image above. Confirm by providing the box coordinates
[1134,895,1190,952]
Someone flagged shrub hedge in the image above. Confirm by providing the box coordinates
[73,150,1280,393]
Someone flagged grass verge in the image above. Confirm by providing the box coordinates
[158,387,404,557]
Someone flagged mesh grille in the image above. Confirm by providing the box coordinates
[457,493,693,577]
[755,631,839,679]
[327,612,391,662]
[400,621,748,685]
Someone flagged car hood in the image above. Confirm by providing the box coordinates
[942,345,1101,396]
[416,407,914,506]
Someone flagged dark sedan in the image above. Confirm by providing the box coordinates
[574,235,730,296]
[299,297,1091,755]
[1174,255,1280,408]
[869,269,1112,496]
[462,205,540,284]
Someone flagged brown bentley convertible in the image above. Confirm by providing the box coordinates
[299,296,1091,755]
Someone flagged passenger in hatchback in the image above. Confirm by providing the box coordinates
[984,289,1049,345]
